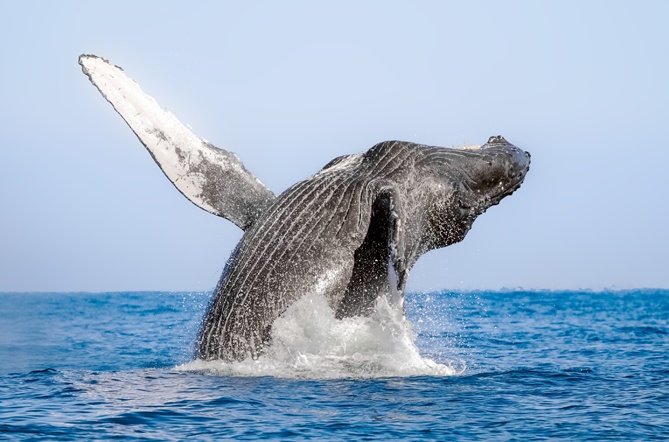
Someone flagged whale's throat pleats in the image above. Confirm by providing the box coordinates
[335,192,399,319]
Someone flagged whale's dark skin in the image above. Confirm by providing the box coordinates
[79,55,530,362]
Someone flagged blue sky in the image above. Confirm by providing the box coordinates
[1,1,667,292]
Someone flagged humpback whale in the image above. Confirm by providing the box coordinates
[79,55,530,362]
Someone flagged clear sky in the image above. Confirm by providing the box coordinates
[1,1,667,292]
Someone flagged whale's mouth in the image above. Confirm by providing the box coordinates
[335,192,402,319]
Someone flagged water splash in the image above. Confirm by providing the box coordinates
[177,293,461,379]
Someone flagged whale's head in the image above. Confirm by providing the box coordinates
[421,136,531,250]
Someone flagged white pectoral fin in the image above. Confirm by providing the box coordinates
[78,54,275,230]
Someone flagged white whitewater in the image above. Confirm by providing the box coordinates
[178,293,460,379]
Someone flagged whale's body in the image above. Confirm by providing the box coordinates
[79,55,530,362]
[198,139,529,361]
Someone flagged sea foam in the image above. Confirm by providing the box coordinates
[177,292,460,379]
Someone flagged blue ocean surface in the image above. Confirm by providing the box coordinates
[0,289,667,440]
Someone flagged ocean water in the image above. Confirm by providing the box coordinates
[0,289,667,440]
